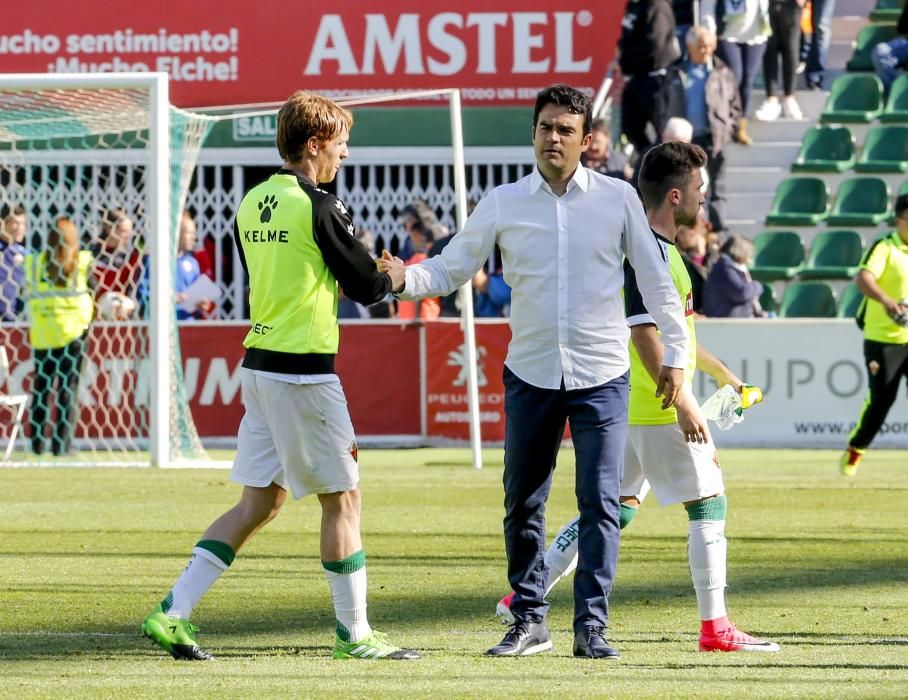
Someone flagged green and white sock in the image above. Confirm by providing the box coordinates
[686,496,728,622]
[542,504,639,597]
[323,549,371,643]
[543,517,579,596]
[163,539,235,620]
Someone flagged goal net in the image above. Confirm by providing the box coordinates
[0,73,213,466]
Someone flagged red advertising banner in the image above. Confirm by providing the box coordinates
[1,1,621,107]
[2,321,424,440]
[424,320,511,442]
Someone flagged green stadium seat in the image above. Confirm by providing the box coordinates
[820,74,884,123]
[881,75,908,122]
[792,126,856,172]
[846,23,899,72]
[800,230,865,279]
[856,125,908,172]
[749,231,806,281]
[871,0,906,21]
[759,281,779,315]
[779,281,838,318]
[829,177,892,226]
[837,282,865,318]
[766,177,830,226]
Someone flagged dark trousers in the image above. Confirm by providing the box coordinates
[502,366,629,632]
[30,335,85,456]
[621,73,671,154]
[693,134,727,232]
[764,2,804,97]
[718,39,767,114]
[849,340,908,449]
[806,0,837,87]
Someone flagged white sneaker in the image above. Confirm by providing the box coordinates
[755,97,781,121]
[782,96,804,120]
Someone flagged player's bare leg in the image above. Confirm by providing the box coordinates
[142,483,287,660]
[320,489,419,660]
[687,493,779,653]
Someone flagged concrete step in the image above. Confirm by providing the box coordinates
[725,166,788,194]
[724,141,802,167]
[742,117,814,143]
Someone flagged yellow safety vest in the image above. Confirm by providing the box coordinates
[24,250,94,350]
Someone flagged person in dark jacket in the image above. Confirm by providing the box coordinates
[619,0,682,154]
[872,4,908,93]
[665,25,741,232]
[703,235,764,317]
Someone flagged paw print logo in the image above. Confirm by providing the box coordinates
[258,194,278,223]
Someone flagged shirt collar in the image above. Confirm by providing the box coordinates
[529,163,590,194]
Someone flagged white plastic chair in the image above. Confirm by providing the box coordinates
[0,347,28,461]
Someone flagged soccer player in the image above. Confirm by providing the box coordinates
[141,91,418,661]
[496,141,780,653]
[841,195,908,475]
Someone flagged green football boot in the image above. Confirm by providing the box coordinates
[332,629,420,660]
[141,605,214,661]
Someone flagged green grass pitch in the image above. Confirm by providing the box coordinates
[1,448,906,698]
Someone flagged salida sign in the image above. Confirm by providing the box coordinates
[1,0,619,107]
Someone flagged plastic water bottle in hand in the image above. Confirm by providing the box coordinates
[701,384,763,430]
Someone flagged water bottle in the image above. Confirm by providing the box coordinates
[700,384,763,431]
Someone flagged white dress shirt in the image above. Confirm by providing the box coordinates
[399,166,689,390]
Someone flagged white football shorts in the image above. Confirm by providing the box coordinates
[621,422,725,506]
[232,369,359,499]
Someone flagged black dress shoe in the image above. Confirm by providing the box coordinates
[573,626,620,659]
[486,619,553,656]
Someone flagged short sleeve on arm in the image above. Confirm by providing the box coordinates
[860,238,890,280]
[624,258,655,327]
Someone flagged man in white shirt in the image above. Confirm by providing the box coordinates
[382,85,690,659]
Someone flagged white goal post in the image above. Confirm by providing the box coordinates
[0,72,210,468]
[0,75,483,469]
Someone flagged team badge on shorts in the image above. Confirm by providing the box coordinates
[349,441,358,462]
[868,360,880,376]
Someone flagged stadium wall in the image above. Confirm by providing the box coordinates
[4,319,905,449]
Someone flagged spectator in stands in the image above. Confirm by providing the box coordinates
[700,0,771,145]
[91,208,142,318]
[666,26,740,231]
[582,119,630,179]
[398,199,436,261]
[397,220,440,320]
[473,265,512,318]
[23,217,94,456]
[872,4,908,93]
[631,117,696,189]
[672,0,697,45]
[756,0,806,121]
[702,234,765,317]
[804,0,837,90]
[618,0,681,154]
[0,205,27,321]
[173,211,214,321]
[675,210,717,315]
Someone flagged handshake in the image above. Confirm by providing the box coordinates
[376,250,407,293]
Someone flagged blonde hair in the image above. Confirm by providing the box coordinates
[276,91,354,164]
[47,217,80,286]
